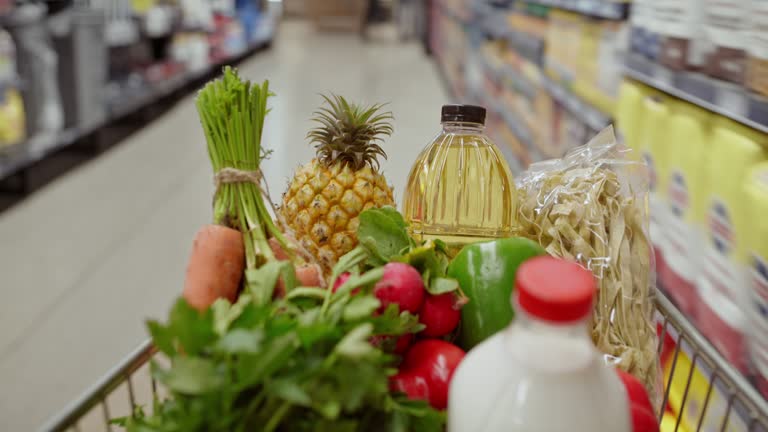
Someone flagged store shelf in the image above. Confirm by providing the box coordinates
[480,13,544,66]
[543,77,612,131]
[625,54,768,135]
[530,0,629,20]
[479,54,538,103]
[0,22,276,184]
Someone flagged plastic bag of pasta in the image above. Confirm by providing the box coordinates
[516,126,660,405]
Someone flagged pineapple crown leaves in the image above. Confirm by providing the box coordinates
[308,93,394,171]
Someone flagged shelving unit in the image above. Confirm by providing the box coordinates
[431,0,768,426]
[543,77,612,131]
[625,54,768,135]
[0,11,277,187]
[529,0,629,20]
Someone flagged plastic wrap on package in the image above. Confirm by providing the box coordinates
[516,126,661,404]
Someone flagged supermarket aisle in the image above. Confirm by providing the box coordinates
[0,21,447,430]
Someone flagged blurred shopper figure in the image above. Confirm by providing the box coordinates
[395,0,425,41]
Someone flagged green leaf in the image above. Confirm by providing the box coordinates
[343,296,381,322]
[214,328,263,354]
[245,261,284,305]
[426,277,460,295]
[357,209,411,264]
[147,321,175,357]
[268,379,312,406]
[335,323,375,358]
[333,267,384,298]
[331,246,368,281]
[370,307,424,336]
[236,333,298,387]
[375,206,407,229]
[286,287,328,300]
[167,298,216,356]
[212,294,252,336]
[318,400,341,419]
[394,240,450,282]
[157,357,225,395]
[296,322,339,347]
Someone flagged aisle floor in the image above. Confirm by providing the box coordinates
[0,20,447,430]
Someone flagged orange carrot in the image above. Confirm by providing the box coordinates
[183,224,245,311]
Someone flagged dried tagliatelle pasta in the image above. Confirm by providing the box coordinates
[516,126,660,405]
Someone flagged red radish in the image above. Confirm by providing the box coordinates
[332,272,353,293]
[394,333,413,354]
[631,405,660,432]
[616,369,654,415]
[390,339,465,409]
[419,293,461,337]
[183,225,245,311]
[374,262,426,314]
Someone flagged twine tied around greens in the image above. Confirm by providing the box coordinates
[214,167,263,190]
[213,166,319,267]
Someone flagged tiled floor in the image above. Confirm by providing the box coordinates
[0,20,447,431]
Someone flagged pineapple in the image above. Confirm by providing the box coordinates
[280,94,395,273]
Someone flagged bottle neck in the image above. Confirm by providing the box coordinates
[512,300,591,338]
[441,121,485,134]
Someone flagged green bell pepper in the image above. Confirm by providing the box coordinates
[447,237,546,350]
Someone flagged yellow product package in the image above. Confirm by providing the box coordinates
[516,126,660,405]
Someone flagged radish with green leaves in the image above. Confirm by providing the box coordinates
[373,262,426,314]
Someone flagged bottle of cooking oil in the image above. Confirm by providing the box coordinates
[403,104,517,254]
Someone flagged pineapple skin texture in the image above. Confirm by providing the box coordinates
[281,159,395,272]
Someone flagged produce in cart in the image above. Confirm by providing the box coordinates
[280,94,396,275]
[183,67,320,310]
[117,70,470,431]
[515,126,660,405]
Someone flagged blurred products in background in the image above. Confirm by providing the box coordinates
[0,0,276,193]
[429,0,768,426]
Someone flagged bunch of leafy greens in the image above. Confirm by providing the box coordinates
[116,272,443,431]
[116,207,454,431]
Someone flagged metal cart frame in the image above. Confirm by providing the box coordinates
[41,292,768,431]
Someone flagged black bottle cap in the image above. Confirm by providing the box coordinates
[441,104,486,125]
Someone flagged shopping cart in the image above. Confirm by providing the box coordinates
[41,292,768,432]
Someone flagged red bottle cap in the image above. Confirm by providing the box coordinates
[515,256,596,323]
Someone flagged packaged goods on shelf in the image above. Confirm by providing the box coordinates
[656,0,707,71]
[545,10,581,82]
[744,163,768,388]
[663,341,751,431]
[0,86,25,148]
[703,0,749,84]
[546,11,624,118]
[615,80,646,155]
[746,0,768,97]
[638,94,673,293]
[0,28,14,85]
[0,28,22,147]
[661,102,711,320]
[630,0,659,59]
[697,119,766,373]
[660,412,691,432]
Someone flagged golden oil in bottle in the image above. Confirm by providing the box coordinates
[403,104,517,254]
